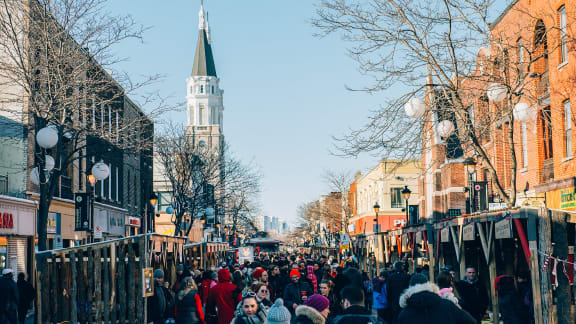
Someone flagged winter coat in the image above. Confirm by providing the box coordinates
[200,279,214,304]
[206,270,241,324]
[332,305,378,324]
[294,305,325,324]
[373,278,388,310]
[387,270,410,317]
[175,288,204,324]
[17,278,34,314]
[454,278,489,321]
[147,281,166,324]
[307,266,318,294]
[283,280,314,314]
[0,277,19,324]
[397,282,476,324]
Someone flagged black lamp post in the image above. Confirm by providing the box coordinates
[373,202,380,233]
[401,186,411,226]
[463,157,477,213]
[148,193,158,233]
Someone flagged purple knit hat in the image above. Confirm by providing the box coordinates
[304,294,329,312]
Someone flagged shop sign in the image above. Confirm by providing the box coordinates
[74,193,90,231]
[0,212,14,229]
[47,212,61,234]
[463,223,476,241]
[54,234,63,250]
[440,227,450,242]
[495,218,512,239]
[560,187,576,209]
[126,216,141,227]
[238,247,254,264]
[489,203,508,211]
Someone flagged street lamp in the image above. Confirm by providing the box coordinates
[463,157,476,213]
[87,161,110,242]
[146,193,158,233]
[401,186,411,225]
[373,202,380,233]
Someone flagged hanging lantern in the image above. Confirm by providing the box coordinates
[91,162,110,181]
[44,155,55,172]
[166,206,174,215]
[486,83,507,102]
[436,120,455,137]
[513,102,533,122]
[404,98,426,118]
[30,167,40,185]
[36,127,58,149]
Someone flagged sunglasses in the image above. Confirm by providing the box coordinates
[243,291,257,299]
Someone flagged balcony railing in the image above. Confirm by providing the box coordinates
[541,158,554,183]
[0,175,7,195]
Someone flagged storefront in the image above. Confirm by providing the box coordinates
[46,197,86,248]
[0,195,36,276]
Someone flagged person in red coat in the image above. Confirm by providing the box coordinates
[206,268,241,324]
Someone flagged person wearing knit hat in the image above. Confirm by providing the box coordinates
[283,268,313,315]
[253,268,266,281]
[409,273,429,287]
[294,294,330,324]
[267,298,291,324]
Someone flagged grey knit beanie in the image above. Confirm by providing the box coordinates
[267,298,291,324]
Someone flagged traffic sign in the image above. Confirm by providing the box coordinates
[94,225,103,239]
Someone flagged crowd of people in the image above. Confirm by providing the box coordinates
[146,254,534,324]
[0,269,35,324]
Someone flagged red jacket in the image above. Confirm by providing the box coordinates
[206,269,240,324]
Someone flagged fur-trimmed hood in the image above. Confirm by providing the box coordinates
[399,282,441,308]
[295,305,326,324]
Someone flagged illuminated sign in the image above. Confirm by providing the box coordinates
[0,213,13,229]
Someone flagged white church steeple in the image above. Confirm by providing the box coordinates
[186,1,224,151]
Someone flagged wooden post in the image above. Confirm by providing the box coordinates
[78,250,87,324]
[70,250,78,324]
[551,210,573,324]
[87,248,95,323]
[51,255,58,322]
[102,246,110,323]
[538,208,553,324]
[110,243,117,324]
[427,226,436,283]
[137,236,146,324]
[528,210,543,324]
[127,242,136,323]
[118,243,127,324]
[93,248,102,322]
[488,225,498,324]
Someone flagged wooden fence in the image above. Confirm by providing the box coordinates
[35,234,186,324]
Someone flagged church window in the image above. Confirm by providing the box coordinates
[199,105,204,124]
[200,85,204,94]
[211,86,214,94]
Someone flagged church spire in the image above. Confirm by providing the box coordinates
[192,1,217,77]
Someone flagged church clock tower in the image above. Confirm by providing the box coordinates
[186,3,224,152]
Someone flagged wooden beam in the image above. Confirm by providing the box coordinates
[551,210,573,323]
[70,251,77,324]
[488,234,498,324]
[528,211,543,324]
[538,207,553,324]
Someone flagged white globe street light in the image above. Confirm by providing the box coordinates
[437,120,455,137]
[404,98,426,118]
[91,162,110,181]
[513,102,533,122]
[44,155,55,172]
[486,83,507,102]
[36,127,58,149]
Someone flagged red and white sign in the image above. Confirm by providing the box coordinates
[94,225,103,239]
[125,216,141,227]
[0,213,14,229]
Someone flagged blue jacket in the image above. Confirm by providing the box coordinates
[373,278,388,309]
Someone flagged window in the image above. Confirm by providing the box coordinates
[108,163,112,200]
[564,100,572,157]
[211,85,214,94]
[115,112,119,142]
[467,104,474,126]
[435,172,442,191]
[391,187,403,208]
[91,97,96,128]
[521,122,528,167]
[108,105,112,136]
[559,5,568,64]
[100,103,105,135]
[199,105,204,125]
[200,85,204,94]
[541,106,553,160]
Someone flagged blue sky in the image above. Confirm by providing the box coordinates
[107,1,509,225]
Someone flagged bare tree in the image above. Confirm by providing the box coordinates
[155,124,262,238]
[313,0,575,207]
[0,0,167,250]
[323,169,354,251]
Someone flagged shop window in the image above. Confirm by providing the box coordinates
[391,187,403,208]
[559,5,568,64]
[564,100,572,158]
